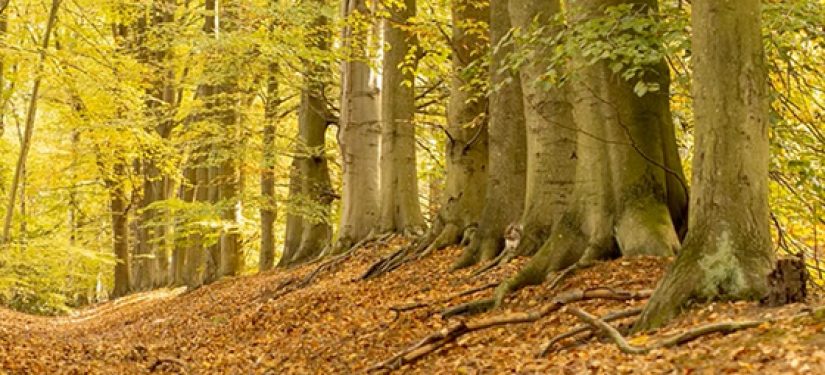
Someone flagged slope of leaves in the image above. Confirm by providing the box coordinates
[2,240,825,373]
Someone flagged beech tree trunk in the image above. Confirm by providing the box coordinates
[259,66,278,272]
[109,163,131,299]
[495,0,687,303]
[506,0,577,259]
[379,0,425,235]
[335,0,381,251]
[421,0,489,254]
[635,0,773,330]
[454,0,526,268]
[279,158,304,267]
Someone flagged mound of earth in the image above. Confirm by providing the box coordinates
[2,239,825,374]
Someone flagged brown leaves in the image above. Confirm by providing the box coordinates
[1,244,825,373]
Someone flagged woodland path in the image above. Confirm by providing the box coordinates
[2,239,825,374]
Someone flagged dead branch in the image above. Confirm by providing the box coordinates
[370,288,652,372]
[538,307,643,357]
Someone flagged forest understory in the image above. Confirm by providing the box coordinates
[3,239,825,374]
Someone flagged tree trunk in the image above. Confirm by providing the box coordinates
[109,163,131,299]
[259,66,278,272]
[335,0,381,251]
[635,0,773,330]
[379,0,425,235]
[279,158,304,267]
[421,0,489,254]
[454,0,526,268]
[495,0,687,303]
[506,0,577,259]
[2,0,60,245]
[0,2,8,139]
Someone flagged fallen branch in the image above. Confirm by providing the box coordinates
[538,307,643,357]
[369,287,651,372]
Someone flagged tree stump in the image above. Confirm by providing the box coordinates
[761,254,808,307]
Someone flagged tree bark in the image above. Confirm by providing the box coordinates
[421,0,489,254]
[635,0,773,330]
[2,0,60,245]
[379,0,426,235]
[495,0,687,303]
[454,0,526,268]
[109,163,131,299]
[259,65,278,272]
[0,1,8,139]
[279,158,304,267]
[507,0,577,259]
[335,0,381,251]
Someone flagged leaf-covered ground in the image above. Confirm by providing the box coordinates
[2,239,825,374]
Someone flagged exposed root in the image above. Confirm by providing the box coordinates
[149,356,189,374]
[260,234,392,301]
[389,282,498,314]
[538,307,643,357]
[439,298,495,319]
[469,249,509,277]
[369,287,651,372]
[569,306,766,355]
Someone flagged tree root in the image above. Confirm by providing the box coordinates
[568,306,765,355]
[389,282,498,315]
[369,287,651,372]
[538,307,643,357]
[259,234,393,302]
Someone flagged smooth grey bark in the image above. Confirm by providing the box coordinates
[636,0,773,330]
[420,0,489,254]
[1,0,60,245]
[495,0,687,304]
[379,0,426,235]
[259,66,278,272]
[335,0,381,251]
[454,0,526,268]
[506,0,577,259]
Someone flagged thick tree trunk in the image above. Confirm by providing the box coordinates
[379,0,425,235]
[259,67,278,272]
[421,0,489,254]
[217,90,243,278]
[291,84,333,264]
[109,164,131,299]
[635,0,773,330]
[335,0,381,251]
[507,0,577,258]
[454,0,526,268]
[171,167,195,285]
[495,0,687,303]
[279,158,304,267]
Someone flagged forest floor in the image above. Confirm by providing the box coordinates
[2,238,825,374]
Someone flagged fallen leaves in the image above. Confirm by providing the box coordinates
[0,242,823,374]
